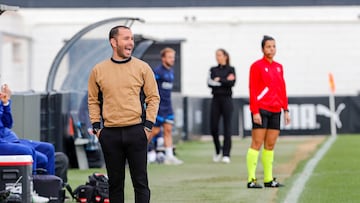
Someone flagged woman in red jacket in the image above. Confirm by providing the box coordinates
[247,35,291,188]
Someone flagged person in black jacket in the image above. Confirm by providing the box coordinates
[207,48,236,163]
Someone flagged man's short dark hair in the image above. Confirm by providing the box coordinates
[261,35,275,49]
[109,25,130,40]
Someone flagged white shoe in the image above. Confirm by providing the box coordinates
[164,156,184,165]
[32,191,49,203]
[147,150,156,163]
[221,156,231,164]
[213,154,222,162]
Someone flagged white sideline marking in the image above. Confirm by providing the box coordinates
[284,135,337,203]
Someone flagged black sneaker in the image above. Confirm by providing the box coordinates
[264,178,284,188]
[247,178,263,189]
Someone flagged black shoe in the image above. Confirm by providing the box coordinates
[264,178,284,188]
[247,178,263,189]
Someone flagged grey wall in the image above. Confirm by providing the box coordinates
[11,93,41,141]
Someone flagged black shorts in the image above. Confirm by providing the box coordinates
[252,109,281,130]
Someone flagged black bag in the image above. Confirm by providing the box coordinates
[72,185,94,203]
[32,174,65,203]
[4,193,22,203]
[0,190,22,203]
[0,190,10,203]
[73,173,109,203]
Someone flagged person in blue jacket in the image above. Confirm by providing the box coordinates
[0,84,55,174]
[149,47,183,165]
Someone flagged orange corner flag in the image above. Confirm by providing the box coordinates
[328,73,336,93]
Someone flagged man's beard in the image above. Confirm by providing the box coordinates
[164,61,174,67]
[116,47,129,59]
[115,42,132,59]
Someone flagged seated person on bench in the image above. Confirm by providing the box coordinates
[0,139,38,172]
[0,84,55,175]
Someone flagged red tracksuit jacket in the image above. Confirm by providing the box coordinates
[249,57,288,114]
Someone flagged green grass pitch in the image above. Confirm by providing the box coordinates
[298,135,360,203]
[65,135,332,203]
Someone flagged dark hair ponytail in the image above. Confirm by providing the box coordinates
[261,35,275,49]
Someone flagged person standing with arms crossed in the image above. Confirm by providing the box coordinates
[88,25,160,202]
[207,49,236,164]
[246,35,291,188]
[149,47,183,165]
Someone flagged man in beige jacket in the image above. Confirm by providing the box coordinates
[88,25,160,203]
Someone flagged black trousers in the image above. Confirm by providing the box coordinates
[210,95,233,157]
[99,124,150,203]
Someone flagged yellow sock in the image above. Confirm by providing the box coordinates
[262,149,274,183]
[246,148,259,182]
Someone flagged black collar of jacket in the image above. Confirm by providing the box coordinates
[111,57,132,64]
